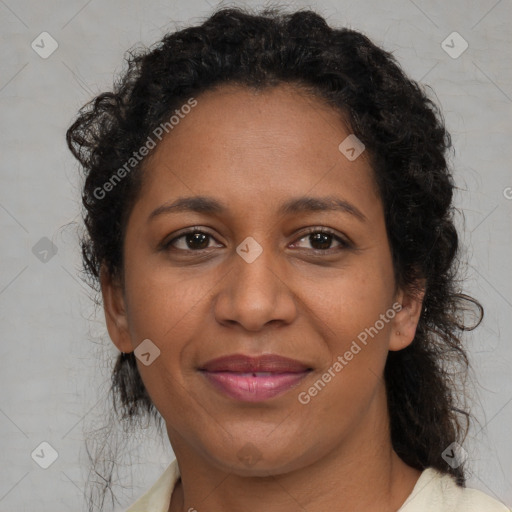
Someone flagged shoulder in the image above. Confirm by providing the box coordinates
[124,459,180,512]
[399,467,510,512]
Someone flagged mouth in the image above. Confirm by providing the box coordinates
[198,354,313,402]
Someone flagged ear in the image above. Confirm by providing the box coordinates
[100,264,134,354]
[389,279,426,352]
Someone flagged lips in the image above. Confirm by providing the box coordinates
[199,354,312,402]
[200,354,311,373]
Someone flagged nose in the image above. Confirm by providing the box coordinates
[213,241,298,332]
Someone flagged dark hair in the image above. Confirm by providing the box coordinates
[66,5,483,510]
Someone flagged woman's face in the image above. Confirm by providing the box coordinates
[102,83,423,475]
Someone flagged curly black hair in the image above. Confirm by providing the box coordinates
[66,5,483,510]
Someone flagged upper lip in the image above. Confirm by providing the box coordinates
[199,354,312,373]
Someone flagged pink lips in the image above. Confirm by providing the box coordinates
[199,354,312,402]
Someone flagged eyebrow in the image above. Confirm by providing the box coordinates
[148,195,367,223]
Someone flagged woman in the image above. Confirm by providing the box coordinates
[66,6,510,512]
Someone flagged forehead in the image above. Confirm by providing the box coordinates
[135,83,381,219]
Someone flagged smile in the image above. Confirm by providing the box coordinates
[199,354,313,402]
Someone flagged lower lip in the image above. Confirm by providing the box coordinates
[201,371,310,402]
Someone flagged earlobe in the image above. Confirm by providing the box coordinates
[389,282,426,352]
[100,264,133,354]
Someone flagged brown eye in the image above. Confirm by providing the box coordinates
[164,229,222,251]
[292,228,349,252]
[182,232,210,250]
[308,232,334,250]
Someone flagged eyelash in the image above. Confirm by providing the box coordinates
[162,226,351,254]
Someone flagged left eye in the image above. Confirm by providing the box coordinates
[291,229,349,251]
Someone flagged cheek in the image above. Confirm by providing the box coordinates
[298,266,394,411]
[296,274,393,435]
[122,268,210,415]
[303,261,395,346]
[123,264,208,343]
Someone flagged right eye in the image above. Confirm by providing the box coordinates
[163,228,224,252]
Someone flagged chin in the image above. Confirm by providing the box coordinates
[207,441,311,478]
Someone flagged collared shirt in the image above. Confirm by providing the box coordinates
[124,459,510,512]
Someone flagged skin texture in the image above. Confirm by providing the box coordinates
[101,83,425,512]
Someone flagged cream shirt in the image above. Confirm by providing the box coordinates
[124,459,510,512]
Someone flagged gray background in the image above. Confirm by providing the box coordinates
[0,0,511,510]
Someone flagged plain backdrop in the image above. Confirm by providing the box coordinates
[0,0,511,510]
